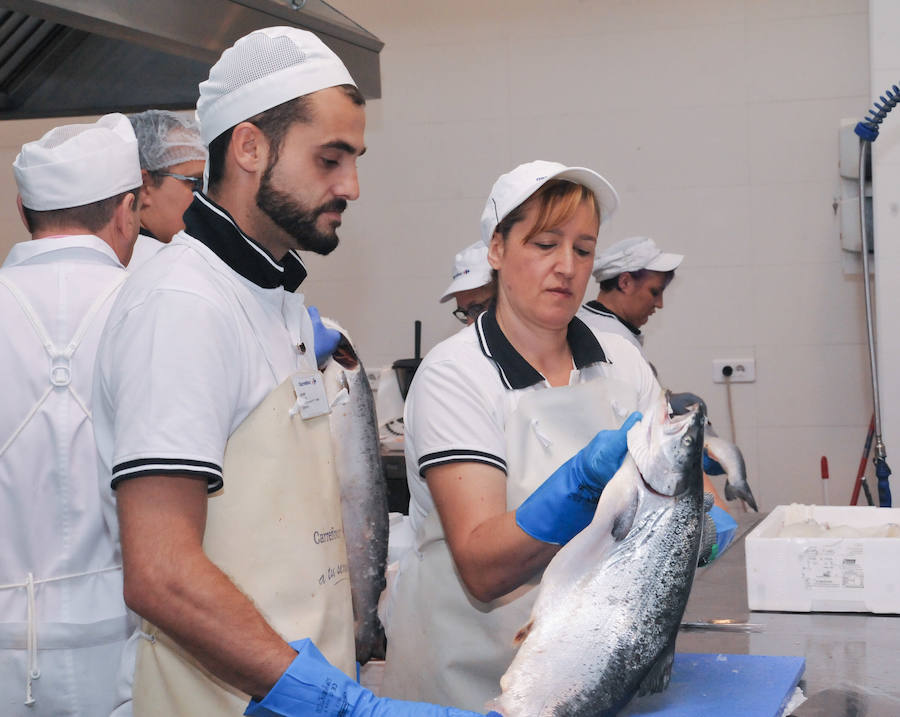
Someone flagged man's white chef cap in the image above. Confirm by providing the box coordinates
[14,113,141,211]
[593,236,684,282]
[196,26,356,146]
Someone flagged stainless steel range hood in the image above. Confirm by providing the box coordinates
[0,0,382,119]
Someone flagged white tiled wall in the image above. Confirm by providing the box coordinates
[314,0,872,510]
[0,2,874,510]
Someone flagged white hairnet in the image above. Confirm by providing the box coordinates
[128,110,207,172]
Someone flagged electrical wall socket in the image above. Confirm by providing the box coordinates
[712,358,756,383]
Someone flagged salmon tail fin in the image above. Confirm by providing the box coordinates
[513,619,535,646]
[636,636,676,696]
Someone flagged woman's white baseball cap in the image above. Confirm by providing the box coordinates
[197,26,357,145]
[439,241,492,303]
[593,236,683,282]
[13,113,141,211]
[480,160,619,246]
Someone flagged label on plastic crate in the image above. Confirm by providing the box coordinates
[799,542,865,589]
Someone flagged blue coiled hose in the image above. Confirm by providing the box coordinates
[853,87,898,507]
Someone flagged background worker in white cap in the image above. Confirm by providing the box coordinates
[127,109,207,269]
[93,27,492,717]
[440,241,495,326]
[580,236,740,551]
[0,113,141,716]
[578,235,683,356]
[381,160,660,710]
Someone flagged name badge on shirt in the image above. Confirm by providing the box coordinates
[291,370,330,420]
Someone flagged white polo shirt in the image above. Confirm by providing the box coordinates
[94,192,316,536]
[126,230,165,272]
[404,307,660,536]
[577,299,645,355]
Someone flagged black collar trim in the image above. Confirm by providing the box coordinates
[583,300,642,337]
[474,304,608,390]
[182,192,307,291]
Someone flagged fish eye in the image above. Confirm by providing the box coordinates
[683,436,693,446]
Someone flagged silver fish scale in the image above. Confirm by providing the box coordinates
[553,492,703,716]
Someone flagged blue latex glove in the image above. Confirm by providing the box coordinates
[309,306,341,367]
[708,505,737,557]
[699,503,738,566]
[516,412,642,545]
[702,448,725,476]
[245,639,497,717]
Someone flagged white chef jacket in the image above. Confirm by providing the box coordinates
[0,234,132,717]
[577,299,645,355]
[93,192,318,714]
[126,231,165,273]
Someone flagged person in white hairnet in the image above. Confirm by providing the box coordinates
[579,236,739,556]
[92,26,495,717]
[127,109,207,269]
[440,241,495,326]
[0,114,142,716]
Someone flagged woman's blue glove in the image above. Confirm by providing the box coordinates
[309,306,341,367]
[515,412,642,545]
[698,498,738,566]
[245,639,497,717]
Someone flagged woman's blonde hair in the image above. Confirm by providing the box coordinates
[494,179,600,244]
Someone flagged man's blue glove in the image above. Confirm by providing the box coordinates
[309,306,341,367]
[245,639,499,717]
[515,412,642,545]
[703,448,725,476]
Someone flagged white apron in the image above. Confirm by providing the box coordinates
[131,374,356,715]
[0,272,130,716]
[382,373,640,711]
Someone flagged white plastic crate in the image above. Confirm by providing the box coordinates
[745,504,900,613]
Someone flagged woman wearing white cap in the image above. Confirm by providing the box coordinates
[581,236,741,554]
[578,235,683,356]
[381,161,662,710]
[0,114,142,715]
[439,241,495,326]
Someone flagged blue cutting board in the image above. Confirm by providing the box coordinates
[621,653,805,717]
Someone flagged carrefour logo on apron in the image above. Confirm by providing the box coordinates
[313,526,344,544]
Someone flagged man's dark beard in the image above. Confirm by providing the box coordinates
[255,171,347,255]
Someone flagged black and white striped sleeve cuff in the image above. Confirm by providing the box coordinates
[111,458,224,493]
[417,449,507,478]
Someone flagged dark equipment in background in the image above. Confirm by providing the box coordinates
[392,320,422,401]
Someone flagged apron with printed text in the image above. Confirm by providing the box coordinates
[381,373,640,711]
[131,375,356,715]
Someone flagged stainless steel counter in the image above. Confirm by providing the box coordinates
[677,513,900,716]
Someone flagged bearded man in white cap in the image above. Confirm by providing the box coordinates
[92,26,494,717]
[578,235,683,356]
[0,113,141,716]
